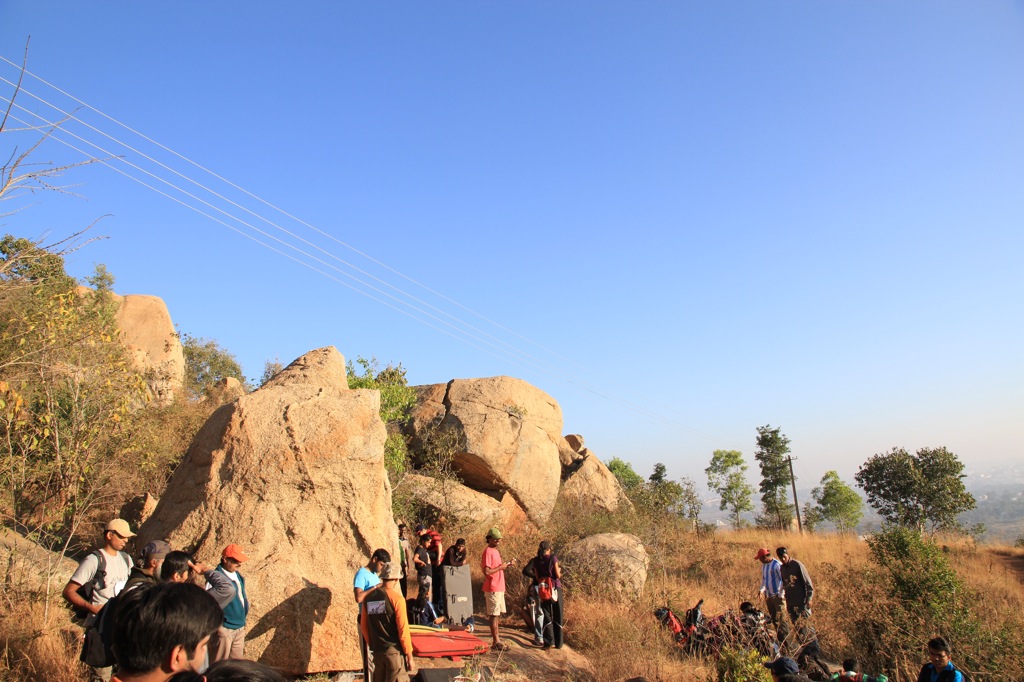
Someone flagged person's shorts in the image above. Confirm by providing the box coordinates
[484,591,506,616]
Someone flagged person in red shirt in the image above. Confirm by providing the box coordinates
[480,527,514,651]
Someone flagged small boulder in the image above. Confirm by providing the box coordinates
[559,449,631,513]
[564,533,649,595]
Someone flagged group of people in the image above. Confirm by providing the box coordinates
[353,524,566,682]
[753,547,965,682]
[62,518,262,682]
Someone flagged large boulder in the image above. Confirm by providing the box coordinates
[558,447,631,513]
[405,377,563,525]
[564,533,649,594]
[139,347,394,674]
[113,294,184,404]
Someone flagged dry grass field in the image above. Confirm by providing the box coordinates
[3,519,1024,682]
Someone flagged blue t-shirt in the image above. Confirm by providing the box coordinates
[354,566,381,592]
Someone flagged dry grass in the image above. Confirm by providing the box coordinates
[0,598,85,682]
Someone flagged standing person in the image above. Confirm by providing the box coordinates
[533,540,564,649]
[778,547,814,626]
[916,637,964,682]
[124,540,171,592]
[397,524,414,599]
[481,527,514,651]
[756,547,790,648]
[440,538,467,567]
[109,582,223,682]
[354,549,391,681]
[210,544,250,663]
[63,518,135,682]
[359,562,415,682]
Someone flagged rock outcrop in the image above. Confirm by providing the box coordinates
[113,294,184,404]
[138,347,393,674]
[393,473,527,540]
[564,533,649,594]
[558,445,630,513]
[405,377,563,525]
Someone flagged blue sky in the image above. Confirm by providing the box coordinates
[1,2,1021,494]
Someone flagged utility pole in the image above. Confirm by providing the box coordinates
[787,456,803,533]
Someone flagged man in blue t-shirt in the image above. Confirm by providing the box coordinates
[354,548,391,681]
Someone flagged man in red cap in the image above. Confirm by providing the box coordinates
[210,544,251,662]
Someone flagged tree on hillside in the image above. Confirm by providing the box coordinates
[607,457,644,492]
[636,463,703,522]
[181,333,246,399]
[706,449,755,529]
[855,446,975,532]
[0,235,149,542]
[755,424,794,529]
[804,470,863,533]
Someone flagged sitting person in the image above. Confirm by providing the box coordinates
[832,658,888,682]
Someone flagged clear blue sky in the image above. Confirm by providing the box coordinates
[2,2,1021,494]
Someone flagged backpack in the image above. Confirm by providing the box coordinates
[70,550,131,619]
[522,557,537,580]
[537,578,553,602]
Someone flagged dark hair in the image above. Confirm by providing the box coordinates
[169,660,288,682]
[112,582,222,675]
[740,601,756,613]
[418,533,431,545]
[160,550,194,581]
[776,547,789,558]
[842,659,860,673]
[928,636,951,654]
[371,548,391,563]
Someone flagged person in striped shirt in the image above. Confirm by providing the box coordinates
[756,547,791,650]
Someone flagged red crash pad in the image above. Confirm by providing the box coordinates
[411,630,490,659]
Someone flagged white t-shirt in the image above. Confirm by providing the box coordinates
[69,549,132,613]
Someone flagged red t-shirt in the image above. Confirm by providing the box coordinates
[481,546,505,593]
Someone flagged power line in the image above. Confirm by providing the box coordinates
[0,57,749,451]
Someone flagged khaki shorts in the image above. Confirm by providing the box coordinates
[484,591,506,616]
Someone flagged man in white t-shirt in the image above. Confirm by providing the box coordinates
[63,518,135,681]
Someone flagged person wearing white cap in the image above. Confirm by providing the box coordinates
[63,518,136,681]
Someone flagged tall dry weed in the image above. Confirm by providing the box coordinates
[0,597,85,682]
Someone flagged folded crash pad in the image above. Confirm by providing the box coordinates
[411,630,490,659]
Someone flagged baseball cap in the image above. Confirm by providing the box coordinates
[486,527,503,540]
[755,548,771,560]
[222,544,250,562]
[139,540,171,562]
[106,519,136,538]
[764,658,800,675]
[414,524,425,533]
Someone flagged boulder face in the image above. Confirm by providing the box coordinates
[405,377,563,525]
[139,347,393,674]
[394,473,523,541]
[113,294,184,404]
[564,533,649,594]
[558,446,630,513]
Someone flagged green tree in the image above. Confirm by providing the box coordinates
[180,333,246,399]
[806,470,863,533]
[346,356,417,486]
[607,456,644,491]
[706,449,755,529]
[258,358,284,387]
[754,424,793,529]
[0,236,148,542]
[855,446,976,532]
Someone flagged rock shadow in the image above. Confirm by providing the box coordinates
[249,578,332,674]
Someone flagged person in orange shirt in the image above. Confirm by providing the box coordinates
[359,562,415,682]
